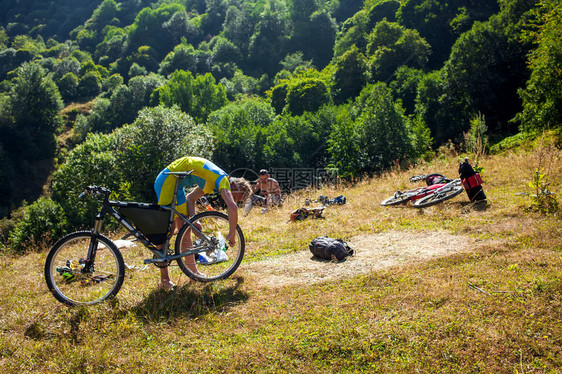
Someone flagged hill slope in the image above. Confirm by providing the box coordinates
[0,146,560,372]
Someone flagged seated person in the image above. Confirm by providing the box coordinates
[250,169,282,213]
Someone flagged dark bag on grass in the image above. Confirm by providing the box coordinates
[458,159,486,202]
[309,236,354,261]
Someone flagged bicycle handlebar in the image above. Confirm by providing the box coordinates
[79,185,111,199]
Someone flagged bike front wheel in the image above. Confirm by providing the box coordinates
[44,231,125,306]
[380,190,417,206]
[413,184,464,208]
[175,211,245,282]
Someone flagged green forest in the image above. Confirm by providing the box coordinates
[0,0,560,251]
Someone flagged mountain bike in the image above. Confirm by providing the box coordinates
[380,174,464,207]
[44,171,245,306]
[412,179,463,208]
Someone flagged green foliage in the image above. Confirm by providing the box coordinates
[389,66,423,115]
[57,72,79,103]
[333,10,369,58]
[397,0,500,68]
[463,113,489,162]
[126,3,187,61]
[515,1,562,133]
[329,82,415,177]
[155,70,227,123]
[367,0,400,28]
[352,82,413,173]
[327,106,359,178]
[285,77,331,116]
[52,132,120,226]
[78,70,102,98]
[248,1,291,76]
[332,46,368,104]
[115,105,213,201]
[8,197,67,252]
[208,98,275,171]
[366,20,430,82]
[527,171,559,214]
[158,44,198,77]
[9,62,63,135]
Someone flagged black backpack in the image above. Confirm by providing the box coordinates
[309,237,354,261]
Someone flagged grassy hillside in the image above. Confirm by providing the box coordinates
[0,142,560,373]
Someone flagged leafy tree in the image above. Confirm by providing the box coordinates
[334,0,365,23]
[368,0,400,28]
[327,105,360,178]
[441,9,533,137]
[156,70,227,123]
[102,73,123,93]
[285,77,331,116]
[0,27,8,49]
[162,10,199,47]
[78,70,102,98]
[219,70,260,100]
[51,57,81,82]
[333,46,369,104]
[280,52,313,73]
[158,44,198,76]
[212,37,242,65]
[126,4,186,62]
[10,62,63,137]
[269,81,289,115]
[208,99,276,171]
[115,105,214,201]
[128,62,147,77]
[333,10,369,58]
[303,11,338,68]
[52,132,120,226]
[366,20,430,82]
[389,66,423,115]
[515,0,562,133]
[248,0,291,76]
[223,5,253,57]
[57,72,79,103]
[397,0,499,69]
[353,82,413,173]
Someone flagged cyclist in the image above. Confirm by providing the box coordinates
[154,156,238,290]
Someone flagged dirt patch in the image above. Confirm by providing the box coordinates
[241,230,475,288]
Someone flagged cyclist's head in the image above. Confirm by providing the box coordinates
[259,169,268,181]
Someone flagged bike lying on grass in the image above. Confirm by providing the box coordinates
[44,171,245,306]
[380,174,464,208]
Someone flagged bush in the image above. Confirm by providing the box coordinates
[8,198,68,253]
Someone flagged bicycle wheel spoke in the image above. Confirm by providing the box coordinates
[45,232,124,306]
[176,212,244,282]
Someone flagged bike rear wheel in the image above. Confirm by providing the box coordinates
[413,184,464,208]
[381,190,417,206]
[44,231,125,306]
[175,211,244,282]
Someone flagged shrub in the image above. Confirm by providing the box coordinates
[8,198,68,253]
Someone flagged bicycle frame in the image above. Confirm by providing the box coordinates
[88,173,217,266]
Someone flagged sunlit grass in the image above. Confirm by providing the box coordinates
[1,144,561,372]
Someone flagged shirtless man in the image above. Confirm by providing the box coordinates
[252,169,282,212]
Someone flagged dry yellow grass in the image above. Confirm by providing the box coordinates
[0,142,560,373]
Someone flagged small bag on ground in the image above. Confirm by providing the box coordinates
[290,207,324,222]
[309,236,354,261]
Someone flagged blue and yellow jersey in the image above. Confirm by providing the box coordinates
[168,156,230,194]
[154,157,230,213]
